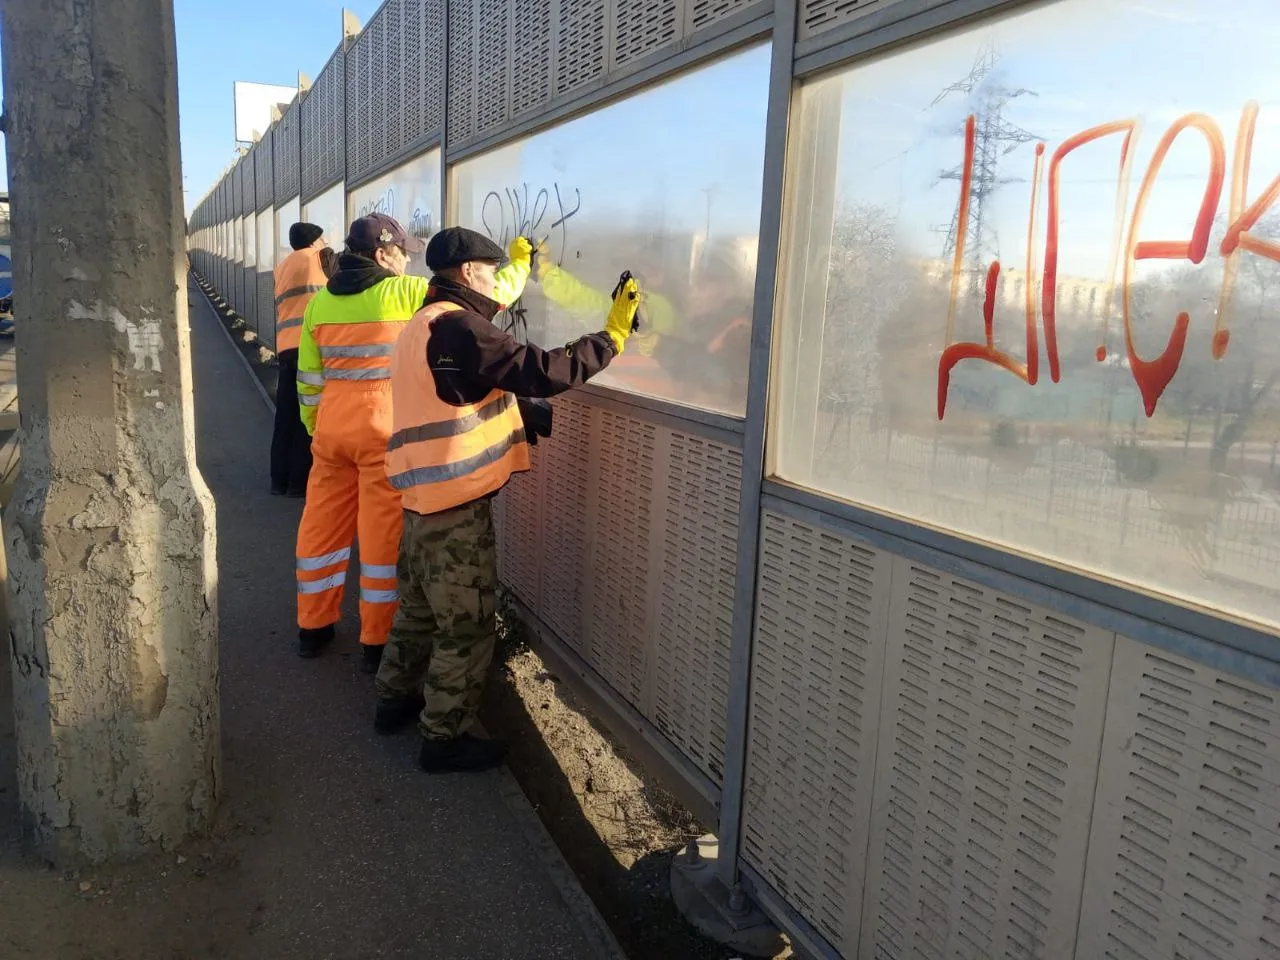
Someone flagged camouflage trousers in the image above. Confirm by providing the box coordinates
[375,499,497,741]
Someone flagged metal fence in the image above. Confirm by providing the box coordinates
[186,2,1280,958]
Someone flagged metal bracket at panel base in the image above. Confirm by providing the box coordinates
[500,591,721,830]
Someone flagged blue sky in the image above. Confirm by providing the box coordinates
[0,1,384,200]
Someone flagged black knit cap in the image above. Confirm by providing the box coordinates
[288,221,324,250]
[425,227,506,272]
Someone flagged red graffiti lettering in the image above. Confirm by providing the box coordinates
[1042,120,1140,381]
[937,119,1042,420]
[1123,113,1225,416]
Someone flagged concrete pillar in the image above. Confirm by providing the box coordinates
[0,0,220,862]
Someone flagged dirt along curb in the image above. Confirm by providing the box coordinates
[482,603,792,960]
[189,273,278,410]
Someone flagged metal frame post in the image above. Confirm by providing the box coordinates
[715,0,798,887]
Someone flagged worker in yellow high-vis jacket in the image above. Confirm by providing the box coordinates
[293,213,531,673]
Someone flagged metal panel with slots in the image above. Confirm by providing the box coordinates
[536,397,594,651]
[301,49,345,198]
[741,509,894,953]
[402,0,426,146]
[687,0,766,31]
[423,0,445,133]
[859,558,1114,960]
[476,0,512,136]
[798,0,909,41]
[274,105,300,201]
[555,0,608,97]
[255,128,274,211]
[611,0,681,70]
[512,0,553,117]
[584,408,657,710]
[1078,638,1280,960]
[496,444,544,613]
[650,430,742,782]
[346,31,371,181]
[446,0,476,145]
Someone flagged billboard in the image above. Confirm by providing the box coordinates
[233,81,297,144]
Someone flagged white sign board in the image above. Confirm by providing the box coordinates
[233,81,297,143]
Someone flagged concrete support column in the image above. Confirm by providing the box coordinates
[1,0,220,862]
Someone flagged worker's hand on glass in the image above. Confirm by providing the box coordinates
[532,237,555,283]
[604,272,641,355]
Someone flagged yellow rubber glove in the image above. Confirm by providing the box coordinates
[508,235,533,267]
[493,236,533,307]
[604,273,641,355]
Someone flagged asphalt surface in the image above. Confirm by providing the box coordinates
[0,283,603,959]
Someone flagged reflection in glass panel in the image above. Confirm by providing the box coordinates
[773,0,1280,631]
[449,44,770,417]
[233,217,244,264]
[347,149,441,278]
[257,211,274,271]
[302,182,346,255]
[276,195,301,264]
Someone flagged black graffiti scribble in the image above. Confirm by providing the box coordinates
[480,182,582,267]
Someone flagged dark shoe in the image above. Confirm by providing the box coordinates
[286,486,306,499]
[270,484,288,496]
[298,624,335,658]
[419,733,508,773]
[374,694,425,735]
[360,644,384,675]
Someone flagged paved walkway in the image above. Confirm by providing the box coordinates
[0,282,610,960]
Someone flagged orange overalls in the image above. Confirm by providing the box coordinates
[294,273,430,648]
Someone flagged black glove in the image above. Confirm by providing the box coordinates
[517,397,553,446]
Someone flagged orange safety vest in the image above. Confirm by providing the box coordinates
[385,301,531,515]
[273,248,329,352]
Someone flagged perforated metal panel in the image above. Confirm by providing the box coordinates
[257,272,275,350]
[446,0,476,144]
[496,445,543,612]
[255,127,274,212]
[650,431,741,781]
[585,408,657,709]
[1079,637,1280,960]
[555,0,608,96]
[799,0,909,42]
[536,397,593,651]
[476,0,512,136]
[423,0,445,133]
[274,104,301,200]
[346,30,373,181]
[612,0,681,70]
[302,48,345,198]
[373,0,400,170]
[403,0,427,145]
[512,0,553,116]
[243,267,258,328]
[742,509,894,953]
[687,0,764,32]
[860,558,1114,960]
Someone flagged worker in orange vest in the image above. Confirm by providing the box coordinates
[375,226,641,772]
[270,222,333,496]
[294,215,533,673]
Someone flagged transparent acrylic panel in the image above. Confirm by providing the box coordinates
[302,181,346,255]
[233,217,245,264]
[242,216,256,269]
[256,211,274,271]
[346,147,441,277]
[772,0,1280,632]
[449,44,770,417]
[275,195,301,263]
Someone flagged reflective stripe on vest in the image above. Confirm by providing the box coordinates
[386,300,531,515]
[273,249,329,352]
[312,319,404,384]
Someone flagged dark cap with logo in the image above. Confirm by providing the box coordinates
[425,226,507,272]
[345,213,426,255]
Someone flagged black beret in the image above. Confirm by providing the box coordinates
[425,227,507,272]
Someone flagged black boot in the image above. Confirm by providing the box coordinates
[298,624,335,658]
[360,644,384,675]
[419,733,508,773]
[374,694,425,735]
